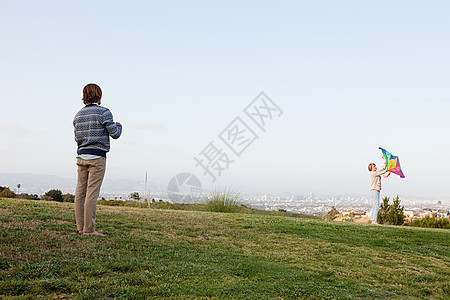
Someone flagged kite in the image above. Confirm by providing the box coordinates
[379,147,405,178]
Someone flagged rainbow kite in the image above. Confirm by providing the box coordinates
[379,147,405,178]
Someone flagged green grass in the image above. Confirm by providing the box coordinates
[97,198,317,219]
[0,198,449,299]
[205,190,241,213]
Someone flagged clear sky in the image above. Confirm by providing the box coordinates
[1,1,449,197]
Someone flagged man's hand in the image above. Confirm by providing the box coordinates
[116,122,122,126]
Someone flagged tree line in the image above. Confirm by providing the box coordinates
[0,186,74,203]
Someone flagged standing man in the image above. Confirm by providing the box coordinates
[73,83,122,236]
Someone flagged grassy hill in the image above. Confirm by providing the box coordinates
[0,198,449,299]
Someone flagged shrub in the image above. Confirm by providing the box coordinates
[129,192,140,201]
[0,187,15,198]
[17,193,40,200]
[323,206,340,221]
[98,200,128,206]
[378,197,390,224]
[44,189,63,202]
[62,193,75,203]
[377,195,405,225]
[205,189,241,213]
[406,216,450,229]
[388,195,405,225]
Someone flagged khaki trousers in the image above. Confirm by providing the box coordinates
[75,157,106,233]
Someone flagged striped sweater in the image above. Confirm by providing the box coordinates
[73,104,122,157]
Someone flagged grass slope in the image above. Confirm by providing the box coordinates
[0,198,449,299]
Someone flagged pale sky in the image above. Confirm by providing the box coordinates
[1,1,449,197]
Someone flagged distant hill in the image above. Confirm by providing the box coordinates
[0,173,74,194]
[0,173,163,195]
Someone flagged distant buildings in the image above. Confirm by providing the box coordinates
[338,208,450,222]
[416,208,449,218]
[436,209,450,218]
[404,210,415,218]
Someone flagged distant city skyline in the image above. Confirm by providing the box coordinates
[4,177,448,217]
[1,172,448,213]
[1,1,450,198]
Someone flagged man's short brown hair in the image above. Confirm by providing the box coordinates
[82,83,102,104]
[368,163,375,171]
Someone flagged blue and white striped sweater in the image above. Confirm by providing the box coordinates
[73,104,122,157]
